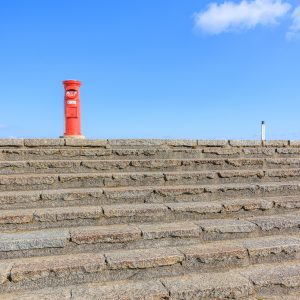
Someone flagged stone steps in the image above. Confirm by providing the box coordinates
[1,212,300,260]
[2,158,300,175]
[1,234,300,293]
[1,139,300,298]
[2,168,300,191]
[4,147,300,161]
[0,197,299,231]
[3,260,300,299]
[1,181,299,210]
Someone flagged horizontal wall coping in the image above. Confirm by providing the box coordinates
[0,138,298,147]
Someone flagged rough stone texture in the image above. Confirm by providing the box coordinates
[0,262,12,284]
[222,198,273,212]
[240,236,300,258]
[162,271,254,299]
[0,209,34,224]
[196,219,257,234]
[139,222,200,239]
[0,139,24,147]
[197,140,228,147]
[103,203,169,218]
[240,261,300,288]
[72,280,168,300]
[34,206,103,222]
[166,140,197,147]
[179,241,247,263]
[65,139,108,147]
[229,140,262,147]
[109,139,165,147]
[71,224,141,244]
[0,229,70,251]
[0,287,71,299]
[247,215,300,231]
[167,202,223,214]
[24,139,65,147]
[106,247,184,269]
[10,252,106,283]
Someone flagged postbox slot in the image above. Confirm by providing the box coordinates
[66,107,77,118]
[66,89,78,98]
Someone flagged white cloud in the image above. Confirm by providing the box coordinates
[286,6,300,40]
[194,0,291,35]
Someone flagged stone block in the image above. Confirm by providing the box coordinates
[167,202,223,214]
[229,140,262,147]
[197,140,228,147]
[103,203,168,218]
[0,229,70,251]
[162,270,254,299]
[65,139,108,147]
[72,280,168,300]
[196,219,256,233]
[10,253,106,283]
[106,247,184,269]
[179,241,247,263]
[24,139,65,147]
[0,139,24,147]
[139,222,200,239]
[71,224,141,244]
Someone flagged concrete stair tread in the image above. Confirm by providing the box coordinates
[3,260,300,299]
[1,234,300,293]
[1,168,300,192]
[1,212,300,259]
[1,196,300,230]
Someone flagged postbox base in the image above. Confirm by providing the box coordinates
[60,135,85,139]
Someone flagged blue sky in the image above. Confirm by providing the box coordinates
[1,0,300,139]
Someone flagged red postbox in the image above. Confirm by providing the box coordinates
[62,80,84,139]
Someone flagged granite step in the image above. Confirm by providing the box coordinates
[1,181,299,210]
[3,143,300,161]
[4,259,300,299]
[3,158,300,175]
[0,197,300,231]
[1,234,300,292]
[2,169,300,191]
[2,212,300,259]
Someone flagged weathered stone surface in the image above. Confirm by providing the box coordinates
[59,173,107,188]
[166,140,197,147]
[72,280,168,300]
[179,241,247,263]
[197,140,228,147]
[289,140,300,147]
[276,196,300,210]
[24,139,65,147]
[162,271,254,299]
[240,236,300,258]
[0,209,34,224]
[218,170,264,179]
[243,147,275,156]
[28,160,80,172]
[109,139,165,147]
[229,140,262,147]
[71,224,141,244]
[167,202,223,214]
[10,253,106,283]
[103,203,168,218]
[203,148,240,155]
[223,198,273,212]
[129,159,181,170]
[240,261,300,288]
[103,186,153,200]
[0,139,24,147]
[0,228,70,252]
[139,222,200,239]
[267,169,300,179]
[0,174,58,190]
[65,139,108,147]
[164,171,216,184]
[81,160,130,171]
[155,185,205,197]
[34,206,103,222]
[196,219,256,233]
[0,190,41,205]
[0,287,71,299]
[264,140,289,147]
[0,261,12,284]
[106,247,184,269]
[247,215,299,231]
[0,161,27,174]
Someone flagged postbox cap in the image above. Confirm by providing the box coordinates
[63,80,81,87]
